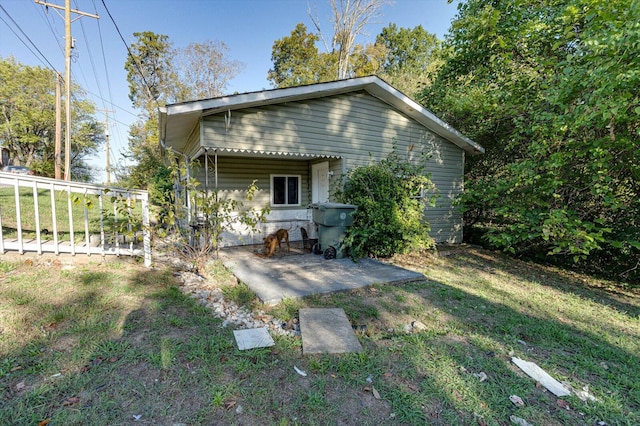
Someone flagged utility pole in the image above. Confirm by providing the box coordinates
[54,72,62,180]
[35,0,98,181]
[96,108,114,185]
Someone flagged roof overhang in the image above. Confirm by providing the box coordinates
[159,76,484,156]
[194,147,340,160]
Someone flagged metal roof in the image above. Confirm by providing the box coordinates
[202,147,341,159]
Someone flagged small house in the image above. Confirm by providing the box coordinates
[158,76,484,246]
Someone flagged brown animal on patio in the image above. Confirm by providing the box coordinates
[263,229,290,257]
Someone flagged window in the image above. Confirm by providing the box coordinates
[271,175,301,206]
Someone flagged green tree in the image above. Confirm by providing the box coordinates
[124,118,163,189]
[123,32,243,191]
[122,31,173,188]
[422,0,640,280]
[375,23,442,96]
[269,20,442,95]
[125,31,176,112]
[0,57,103,181]
[269,1,391,87]
[267,23,335,87]
[350,42,387,77]
[321,0,389,79]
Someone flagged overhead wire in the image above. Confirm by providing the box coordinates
[72,0,108,177]
[100,0,161,111]
[93,0,124,171]
[5,0,148,180]
[69,0,133,178]
[30,0,65,57]
[0,5,58,71]
[77,19,105,104]
[82,88,138,118]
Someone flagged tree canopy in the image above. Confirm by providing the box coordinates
[375,23,442,95]
[0,56,103,181]
[267,23,336,87]
[320,0,389,79]
[421,0,640,280]
[269,0,394,86]
[125,31,176,114]
[123,32,243,189]
[268,19,441,98]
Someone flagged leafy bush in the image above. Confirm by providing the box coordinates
[149,165,174,206]
[148,165,175,225]
[422,0,640,285]
[157,161,269,273]
[336,147,437,258]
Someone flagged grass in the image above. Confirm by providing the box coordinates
[0,247,638,425]
[0,187,141,242]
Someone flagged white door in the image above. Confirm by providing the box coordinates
[311,162,330,203]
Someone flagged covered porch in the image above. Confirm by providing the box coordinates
[177,147,344,246]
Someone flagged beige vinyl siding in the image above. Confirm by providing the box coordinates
[422,147,464,243]
[183,120,201,158]
[202,92,422,161]
[199,91,464,243]
[191,156,310,208]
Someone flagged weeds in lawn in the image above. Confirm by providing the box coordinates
[0,248,638,425]
[221,281,259,310]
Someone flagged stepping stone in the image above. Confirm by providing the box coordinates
[299,308,363,355]
[233,328,275,350]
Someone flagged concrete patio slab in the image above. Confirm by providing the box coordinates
[233,328,275,350]
[299,308,363,354]
[219,247,424,305]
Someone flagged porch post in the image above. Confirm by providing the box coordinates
[214,149,218,188]
[186,155,192,224]
[204,148,209,193]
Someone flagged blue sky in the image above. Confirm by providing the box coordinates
[0,0,461,182]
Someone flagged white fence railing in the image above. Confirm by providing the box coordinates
[0,172,151,266]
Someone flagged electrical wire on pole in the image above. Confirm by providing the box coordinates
[35,0,98,181]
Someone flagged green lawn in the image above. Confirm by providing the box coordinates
[0,247,638,425]
[0,187,141,242]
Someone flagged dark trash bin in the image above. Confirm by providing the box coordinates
[309,203,357,259]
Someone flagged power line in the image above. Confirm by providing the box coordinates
[30,0,65,57]
[82,88,138,119]
[89,0,125,164]
[60,18,125,156]
[93,0,122,155]
[93,0,115,109]
[100,0,160,111]
[76,8,106,107]
[35,0,99,182]
[0,5,57,71]
[28,2,99,132]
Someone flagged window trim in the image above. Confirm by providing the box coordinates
[270,174,302,207]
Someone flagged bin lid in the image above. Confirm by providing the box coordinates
[308,202,358,210]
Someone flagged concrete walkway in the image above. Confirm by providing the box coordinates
[300,308,363,354]
[219,246,425,305]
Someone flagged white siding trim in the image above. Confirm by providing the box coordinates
[219,208,314,247]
